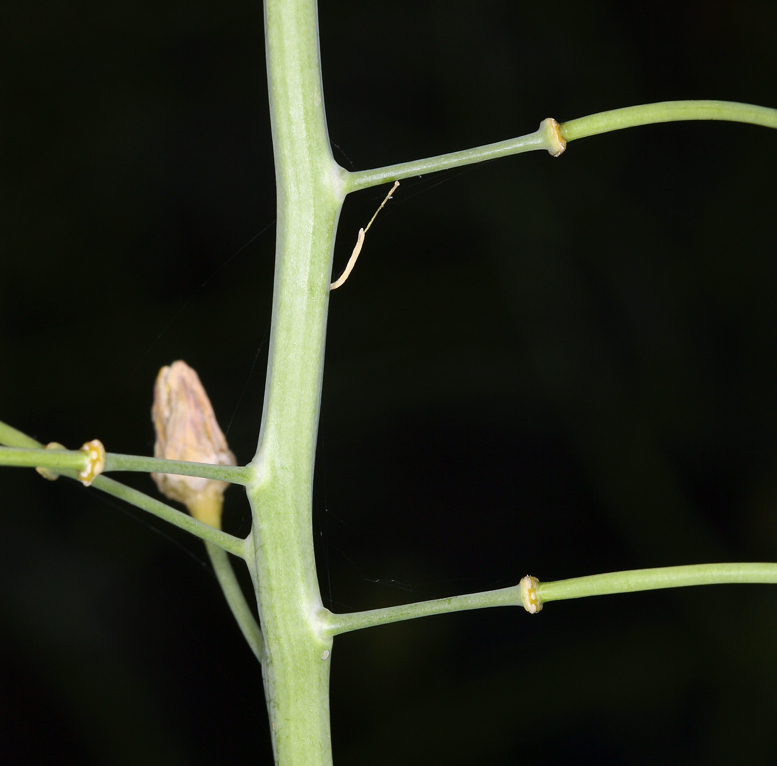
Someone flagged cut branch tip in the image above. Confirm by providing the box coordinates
[78,439,106,486]
[520,575,543,613]
[541,117,566,157]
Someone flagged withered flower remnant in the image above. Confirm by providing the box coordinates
[151,361,236,527]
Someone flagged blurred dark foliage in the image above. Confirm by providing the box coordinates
[2,0,777,763]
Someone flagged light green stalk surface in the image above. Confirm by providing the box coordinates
[538,562,777,604]
[560,100,777,141]
[246,0,342,763]
[0,422,246,556]
[105,453,251,484]
[0,446,87,471]
[205,541,264,662]
[0,421,41,449]
[0,445,250,485]
[344,101,777,195]
[346,118,564,192]
[323,585,522,635]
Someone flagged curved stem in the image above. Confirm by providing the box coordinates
[205,541,264,661]
[560,100,777,142]
[346,100,777,195]
[536,562,777,607]
[89,474,249,558]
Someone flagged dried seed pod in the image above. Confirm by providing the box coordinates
[151,361,236,527]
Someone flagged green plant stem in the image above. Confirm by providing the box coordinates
[205,541,264,661]
[323,562,777,633]
[105,453,251,485]
[345,100,777,195]
[250,0,340,763]
[0,429,261,655]
[322,585,522,635]
[91,475,248,557]
[537,563,777,606]
[95,472,249,556]
[345,118,562,193]
[0,418,249,485]
[0,446,87,471]
[0,420,43,449]
[0,446,249,485]
[560,100,777,142]
[0,418,247,556]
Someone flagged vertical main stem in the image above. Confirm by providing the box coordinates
[249,0,345,764]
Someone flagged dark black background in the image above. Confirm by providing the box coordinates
[3,1,777,763]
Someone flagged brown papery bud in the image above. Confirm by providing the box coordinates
[151,361,236,528]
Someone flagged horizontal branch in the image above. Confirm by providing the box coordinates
[321,561,777,633]
[0,445,87,471]
[105,453,251,485]
[345,118,564,193]
[536,562,777,607]
[344,100,776,196]
[320,584,522,636]
[0,446,249,485]
[560,100,777,142]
